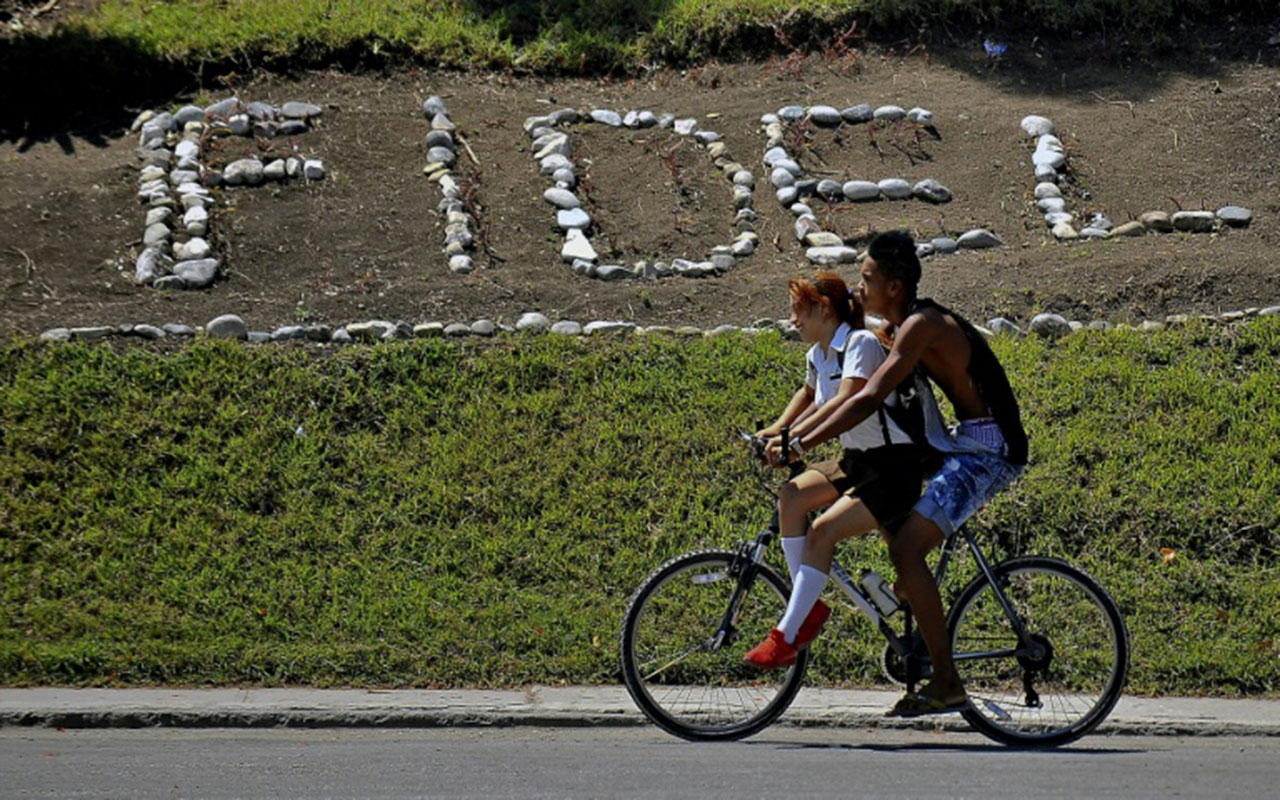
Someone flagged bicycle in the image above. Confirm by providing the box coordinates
[618,430,1130,747]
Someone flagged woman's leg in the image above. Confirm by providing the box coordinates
[777,470,839,580]
[776,496,881,642]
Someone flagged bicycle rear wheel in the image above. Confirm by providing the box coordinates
[948,556,1129,747]
[619,549,808,741]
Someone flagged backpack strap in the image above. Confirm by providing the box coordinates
[838,336,895,448]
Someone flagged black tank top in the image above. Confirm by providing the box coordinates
[906,298,1029,466]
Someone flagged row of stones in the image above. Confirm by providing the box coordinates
[523,107,760,281]
[38,314,796,343]
[1019,114,1254,240]
[130,97,326,290]
[995,306,1280,339]
[759,104,1002,266]
[420,96,477,275]
[40,304,1280,345]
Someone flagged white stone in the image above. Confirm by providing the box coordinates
[561,229,597,262]
[907,107,934,125]
[223,158,264,186]
[544,187,580,209]
[303,159,325,180]
[773,159,801,176]
[957,229,1002,249]
[174,238,211,261]
[516,313,551,332]
[550,321,583,335]
[987,318,1022,336]
[1034,182,1062,200]
[134,247,168,284]
[584,321,635,335]
[206,313,246,339]
[1035,163,1059,182]
[589,109,623,126]
[805,246,859,265]
[539,154,572,175]
[174,258,218,288]
[1216,206,1253,228]
[877,178,912,200]
[842,181,880,201]
[807,106,842,126]
[1032,150,1066,170]
[1172,211,1217,233]
[912,179,951,204]
[873,105,906,121]
[1052,222,1079,240]
[557,208,591,230]
[1029,313,1071,338]
[145,207,172,227]
[534,136,571,160]
[1021,115,1055,137]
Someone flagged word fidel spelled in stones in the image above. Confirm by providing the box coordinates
[525,107,759,280]
[1020,114,1253,240]
[420,96,478,275]
[38,305,1280,346]
[760,103,1001,266]
[130,97,326,290]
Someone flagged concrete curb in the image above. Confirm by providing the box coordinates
[1,687,1277,736]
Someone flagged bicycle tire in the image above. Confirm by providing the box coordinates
[619,549,809,741]
[947,556,1129,747]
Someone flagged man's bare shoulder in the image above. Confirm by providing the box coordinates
[893,307,947,344]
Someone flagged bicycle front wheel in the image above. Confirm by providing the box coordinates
[948,556,1129,747]
[619,549,808,741]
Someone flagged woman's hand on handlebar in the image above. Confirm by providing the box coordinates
[763,436,789,468]
[755,424,782,440]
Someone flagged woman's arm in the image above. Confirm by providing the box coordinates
[757,385,814,438]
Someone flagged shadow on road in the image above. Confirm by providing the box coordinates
[751,738,1146,755]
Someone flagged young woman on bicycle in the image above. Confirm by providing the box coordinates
[746,271,926,669]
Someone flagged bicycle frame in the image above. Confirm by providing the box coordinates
[716,433,1045,684]
[720,513,1044,693]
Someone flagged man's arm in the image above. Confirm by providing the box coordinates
[792,377,866,440]
[796,316,936,450]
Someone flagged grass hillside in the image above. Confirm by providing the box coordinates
[2,321,1277,693]
[46,1,1279,72]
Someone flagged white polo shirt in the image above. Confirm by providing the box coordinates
[805,323,913,451]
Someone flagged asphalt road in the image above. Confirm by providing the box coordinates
[2,727,1276,799]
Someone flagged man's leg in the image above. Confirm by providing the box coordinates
[889,511,963,700]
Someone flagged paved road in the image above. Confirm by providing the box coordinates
[2,727,1276,799]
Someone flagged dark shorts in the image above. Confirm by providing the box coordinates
[810,445,926,527]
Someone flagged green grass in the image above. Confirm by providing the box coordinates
[61,0,1269,73]
[1,320,1278,693]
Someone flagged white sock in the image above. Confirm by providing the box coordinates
[781,536,806,581]
[778,565,828,644]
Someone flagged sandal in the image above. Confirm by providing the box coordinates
[885,690,969,718]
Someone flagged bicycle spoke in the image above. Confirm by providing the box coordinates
[621,551,806,740]
[950,558,1128,746]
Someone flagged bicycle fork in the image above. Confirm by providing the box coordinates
[707,531,775,652]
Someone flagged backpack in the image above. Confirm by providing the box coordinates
[835,339,940,466]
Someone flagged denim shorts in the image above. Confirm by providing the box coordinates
[913,446,1024,536]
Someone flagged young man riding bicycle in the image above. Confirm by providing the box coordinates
[763,230,1028,718]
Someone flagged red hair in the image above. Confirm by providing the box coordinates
[789,271,864,330]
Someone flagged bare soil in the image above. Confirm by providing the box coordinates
[3,44,1279,336]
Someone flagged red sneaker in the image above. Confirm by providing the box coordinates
[742,628,797,670]
[794,600,830,650]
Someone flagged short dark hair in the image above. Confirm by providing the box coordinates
[867,230,921,299]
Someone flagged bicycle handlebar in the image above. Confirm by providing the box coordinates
[739,426,805,479]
